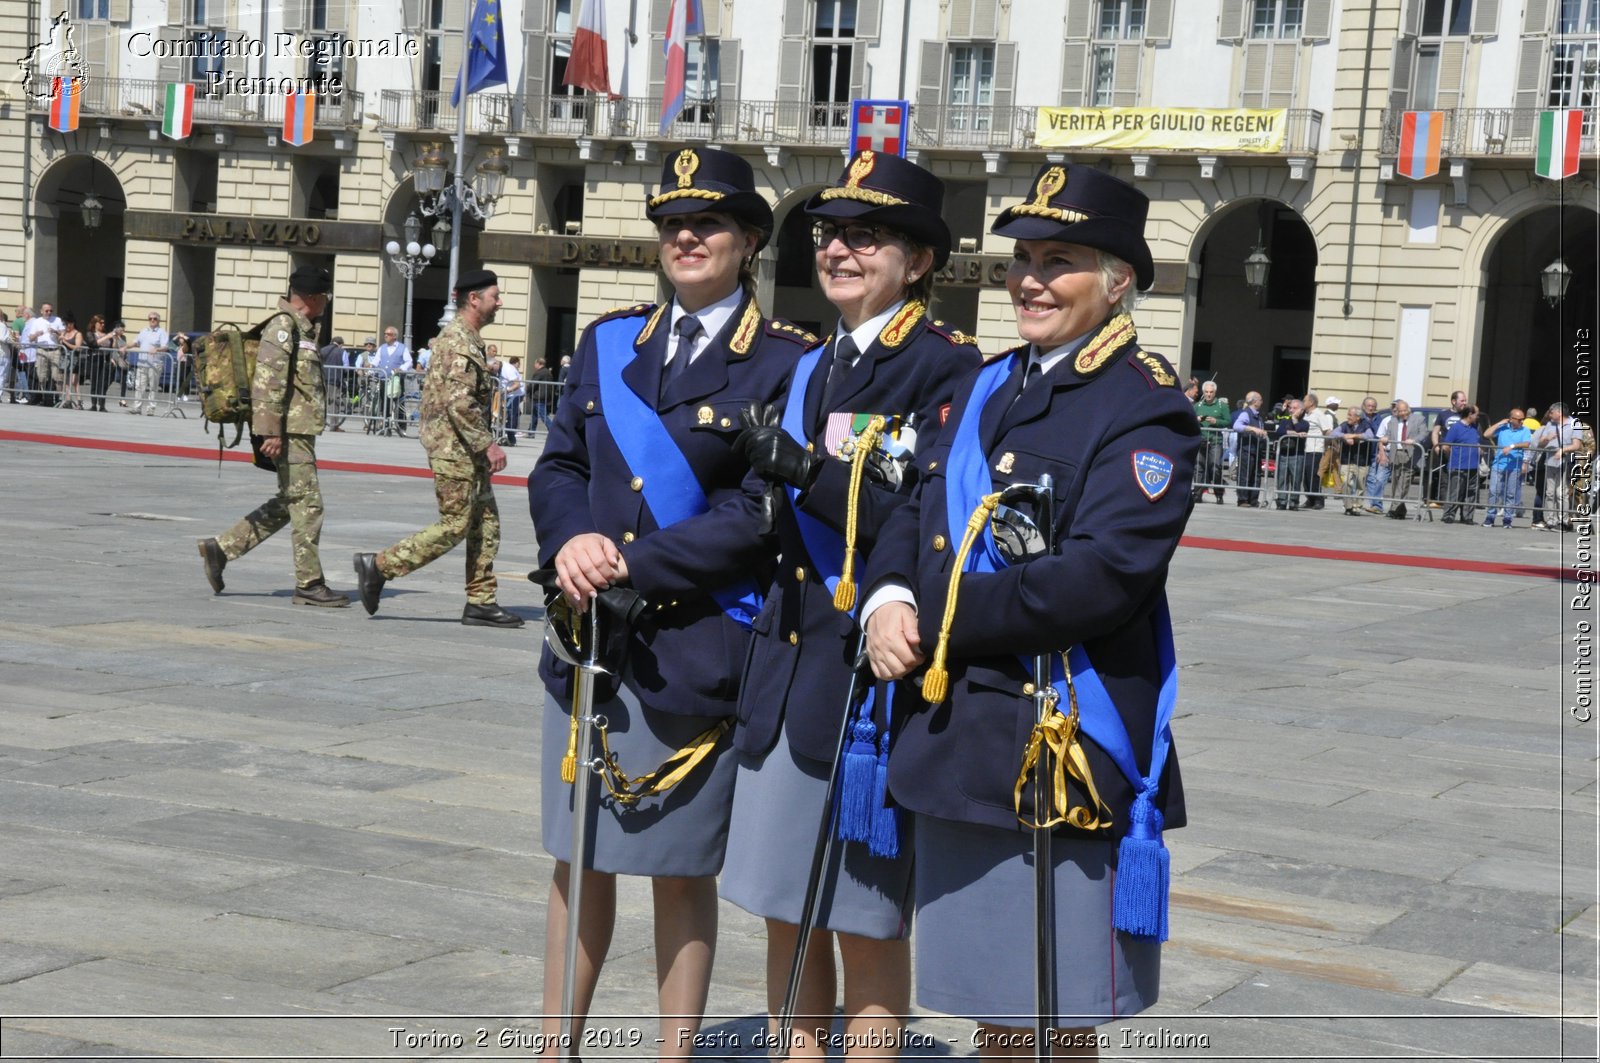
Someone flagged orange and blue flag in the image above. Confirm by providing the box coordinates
[283,91,316,146]
[49,76,80,133]
[1397,110,1442,181]
[658,0,703,135]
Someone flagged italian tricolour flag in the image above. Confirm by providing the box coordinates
[162,83,194,140]
[1535,109,1583,181]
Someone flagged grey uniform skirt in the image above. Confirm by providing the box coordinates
[540,684,735,878]
[914,815,1160,1027]
[720,723,913,940]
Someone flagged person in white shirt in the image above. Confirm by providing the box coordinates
[24,302,64,406]
[374,327,412,374]
[129,312,170,415]
[0,318,12,403]
[499,355,524,444]
[1541,403,1591,531]
[1301,391,1336,509]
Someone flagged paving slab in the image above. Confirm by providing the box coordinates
[0,419,1591,1060]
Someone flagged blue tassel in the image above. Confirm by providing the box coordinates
[1112,792,1169,942]
[837,714,877,844]
[867,730,900,858]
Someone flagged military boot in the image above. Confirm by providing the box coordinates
[293,582,351,607]
[352,552,386,616]
[197,538,227,594]
[462,603,524,628]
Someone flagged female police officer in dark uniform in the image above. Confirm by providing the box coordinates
[720,151,981,1055]
[861,164,1198,1056]
[528,147,810,1057]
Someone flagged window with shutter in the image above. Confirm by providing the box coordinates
[914,38,945,142]
[650,0,669,36]
[1304,0,1331,39]
[783,0,810,36]
[949,0,975,38]
[1433,39,1466,111]
[1469,0,1499,36]
[1266,38,1297,106]
[992,39,1017,112]
[546,0,586,124]
[77,22,113,82]
[1147,0,1173,40]
[1388,38,1415,113]
[856,0,881,38]
[720,40,742,117]
[1060,41,1088,104]
[1417,0,1474,36]
[1547,3,1598,137]
[1510,35,1545,136]
[108,0,129,20]
[776,37,807,134]
[324,0,349,34]
[1218,0,1248,40]
[1249,0,1304,39]
[811,0,857,129]
[1091,1,1146,105]
[1065,0,1094,39]
[971,0,1002,37]
[1522,0,1551,33]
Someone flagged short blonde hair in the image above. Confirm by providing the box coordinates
[1095,250,1138,317]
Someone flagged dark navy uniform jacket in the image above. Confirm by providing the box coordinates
[735,304,982,761]
[529,293,810,716]
[864,316,1199,836]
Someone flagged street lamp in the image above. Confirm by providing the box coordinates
[1243,244,1271,292]
[411,141,509,321]
[384,213,436,356]
[1541,257,1572,308]
[79,190,103,230]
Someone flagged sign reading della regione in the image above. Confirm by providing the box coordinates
[1035,107,1289,153]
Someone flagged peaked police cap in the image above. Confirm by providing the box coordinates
[804,150,952,269]
[646,146,775,251]
[992,163,1154,290]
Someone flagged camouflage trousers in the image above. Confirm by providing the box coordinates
[216,435,326,589]
[375,462,501,605]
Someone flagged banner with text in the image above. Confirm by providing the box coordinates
[1035,107,1289,153]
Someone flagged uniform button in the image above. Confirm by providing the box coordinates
[805,442,815,452]
[795,567,806,583]
[788,630,799,645]
[1023,682,1036,696]
[932,534,947,551]
[928,461,938,470]
[629,476,644,491]
[621,531,635,544]
[720,417,732,428]
[585,400,595,411]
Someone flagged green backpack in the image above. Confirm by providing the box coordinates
[194,315,295,449]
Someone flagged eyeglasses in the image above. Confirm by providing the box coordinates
[812,221,890,253]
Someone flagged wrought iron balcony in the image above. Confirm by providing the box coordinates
[1380,106,1598,157]
[28,76,364,129]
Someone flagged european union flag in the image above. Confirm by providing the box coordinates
[452,0,509,106]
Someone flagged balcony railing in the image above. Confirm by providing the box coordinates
[383,93,1325,158]
[29,76,364,129]
[1380,106,1598,157]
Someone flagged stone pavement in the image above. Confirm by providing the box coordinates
[0,403,1595,1061]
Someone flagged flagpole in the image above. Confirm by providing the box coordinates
[443,6,475,326]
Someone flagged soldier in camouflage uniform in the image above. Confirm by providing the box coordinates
[353,269,521,627]
[197,266,349,607]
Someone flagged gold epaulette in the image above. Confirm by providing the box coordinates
[878,300,926,349]
[1072,314,1137,378]
[599,302,652,321]
[1133,349,1177,388]
[765,320,820,347]
[927,318,980,348]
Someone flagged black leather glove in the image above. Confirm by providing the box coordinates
[738,402,822,489]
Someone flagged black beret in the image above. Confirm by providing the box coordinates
[455,269,498,294]
[288,265,333,295]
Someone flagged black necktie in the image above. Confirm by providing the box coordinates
[1012,358,1043,405]
[821,335,858,412]
[660,315,702,402]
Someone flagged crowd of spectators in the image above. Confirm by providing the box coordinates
[1185,378,1593,531]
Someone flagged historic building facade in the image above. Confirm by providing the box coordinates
[3,0,1595,412]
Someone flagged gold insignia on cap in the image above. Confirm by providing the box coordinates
[817,150,908,208]
[1032,166,1067,208]
[996,452,1016,474]
[1009,165,1089,225]
[1074,314,1137,377]
[697,405,714,424]
[674,148,700,189]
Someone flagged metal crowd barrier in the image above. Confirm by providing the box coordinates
[323,366,422,436]
[0,343,197,416]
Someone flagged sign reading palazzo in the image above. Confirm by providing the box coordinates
[1035,107,1289,153]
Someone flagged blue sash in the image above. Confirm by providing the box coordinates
[593,314,762,628]
[780,341,899,856]
[942,352,1175,940]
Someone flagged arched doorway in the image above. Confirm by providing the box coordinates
[1187,198,1317,406]
[769,188,832,336]
[33,155,126,324]
[1476,204,1599,417]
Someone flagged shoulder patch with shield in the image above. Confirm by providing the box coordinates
[1132,450,1174,502]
